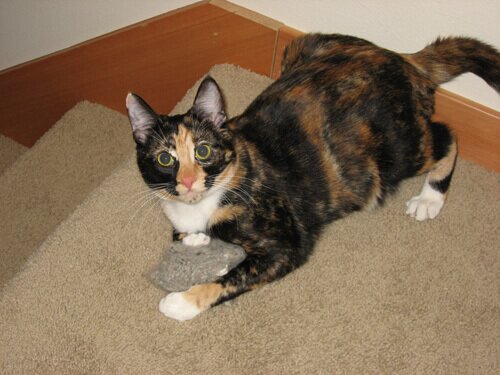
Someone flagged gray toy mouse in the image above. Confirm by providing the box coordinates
[148,239,247,292]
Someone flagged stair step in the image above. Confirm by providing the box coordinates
[0,134,27,175]
[0,65,498,373]
[0,101,134,288]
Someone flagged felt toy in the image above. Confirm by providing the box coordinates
[148,239,247,292]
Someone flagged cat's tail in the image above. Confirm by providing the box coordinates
[404,37,500,92]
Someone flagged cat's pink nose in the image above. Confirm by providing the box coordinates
[181,176,195,190]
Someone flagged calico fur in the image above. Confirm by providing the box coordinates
[127,33,500,320]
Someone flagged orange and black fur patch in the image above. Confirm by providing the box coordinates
[127,33,500,316]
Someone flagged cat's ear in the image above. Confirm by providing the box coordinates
[192,76,227,128]
[126,93,158,145]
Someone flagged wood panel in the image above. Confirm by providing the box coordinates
[275,27,500,171]
[434,90,500,172]
[271,26,303,79]
[0,1,278,147]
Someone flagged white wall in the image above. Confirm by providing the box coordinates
[0,0,195,69]
[1,0,499,110]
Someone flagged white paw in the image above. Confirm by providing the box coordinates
[405,192,444,221]
[159,292,202,321]
[182,233,211,247]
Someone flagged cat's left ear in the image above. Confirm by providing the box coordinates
[192,76,227,128]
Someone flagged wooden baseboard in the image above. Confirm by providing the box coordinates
[434,90,499,172]
[1,1,498,172]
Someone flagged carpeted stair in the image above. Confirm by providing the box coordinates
[0,135,27,175]
[0,64,498,374]
[0,103,134,288]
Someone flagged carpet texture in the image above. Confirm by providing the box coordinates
[0,64,498,374]
[0,135,27,175]
[0,102,133,288]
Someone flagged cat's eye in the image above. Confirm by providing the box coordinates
[156,152,174,167]
[195,144,212,161]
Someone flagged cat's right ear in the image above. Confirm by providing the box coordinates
[126,93,157,145]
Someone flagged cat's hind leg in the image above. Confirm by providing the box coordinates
[406,122,457,221]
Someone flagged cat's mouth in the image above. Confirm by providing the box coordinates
[154,188,204,204]
[178,189,205,204]
[174,181,206,203]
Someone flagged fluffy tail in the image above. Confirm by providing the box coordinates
[405,37,500,92]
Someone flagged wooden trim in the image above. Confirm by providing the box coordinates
[271,26,303,79]
[209,0,283,78]
[434,89,500,172]
[209,0,282,31]
[0,1,498,172]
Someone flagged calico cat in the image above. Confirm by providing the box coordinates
[126,33,500,321]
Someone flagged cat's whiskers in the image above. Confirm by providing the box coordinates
[124,186,164,205]
[221,173,276,197]
[139,192,165,233]
[122,166,319,237]
[146,185,178,203]
[156,126,172,147]
[220,170,286,194]
[150,127,170,146]
[118,186,160,218]
[219,172,321,209]
[144,130,165,146]
[210,179,255,206]
[122,188,164,234]
[232,174,281,194]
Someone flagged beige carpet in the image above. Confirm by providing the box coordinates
[0,103,134,288]
[0,64,498,374]
[0,135,27,175]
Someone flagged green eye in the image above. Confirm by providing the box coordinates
[156,152,174,167]
[195,144,212,161]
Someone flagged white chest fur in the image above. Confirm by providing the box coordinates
[160,189,223,234]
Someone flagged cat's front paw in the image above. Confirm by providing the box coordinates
[159,292,203,321]
[182,232,211,247]
[159,284,222,321]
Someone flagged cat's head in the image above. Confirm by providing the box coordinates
[126,76,236,204]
